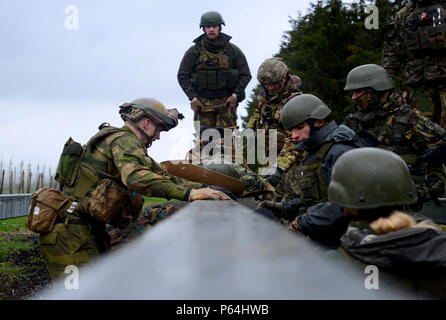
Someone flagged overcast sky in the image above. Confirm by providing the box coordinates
[0,0,313,173]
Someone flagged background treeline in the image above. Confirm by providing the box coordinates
[0,158,57,194]
[242,0,405,126]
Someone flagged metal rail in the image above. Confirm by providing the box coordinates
[36,200,415,299]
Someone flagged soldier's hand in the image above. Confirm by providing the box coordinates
[191,97,204,112]
[189,188,231,201]
[209,185,237,200]
[426,175,445,199]
[266,168,283,187]
[257,200,284,218]
[225,94,237,109]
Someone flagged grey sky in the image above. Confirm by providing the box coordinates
[0,0,312,173]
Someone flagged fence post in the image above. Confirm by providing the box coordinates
[0,170,4,194]
[20,170,25,194]
[9,170,14,194]
[27,171,32,193]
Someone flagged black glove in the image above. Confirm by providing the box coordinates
[417,142,446,167]
[266,168,283,187]
[209,185,237,201]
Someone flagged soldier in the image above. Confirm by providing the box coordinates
[245,58,303,194]
[382,0,446,128]
[257,94,357,222]
[39,98,231,281]
[343,64,446,203]
[177,11,251,129]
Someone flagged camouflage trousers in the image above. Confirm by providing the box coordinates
[406,83,446,129]
[39,220,110,281]
[194,96,238,129]
[107,202,187,247]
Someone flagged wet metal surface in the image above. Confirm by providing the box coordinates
[38,200,413,299]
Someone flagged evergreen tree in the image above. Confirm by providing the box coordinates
[242,0,404,127]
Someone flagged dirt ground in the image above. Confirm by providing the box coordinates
[0,232,52,300]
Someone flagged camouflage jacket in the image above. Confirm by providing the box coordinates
[69,126,203,202]
[177,33,251,101]
[246,75,303,171]
[343,91,446,177]
[382,1,446,86]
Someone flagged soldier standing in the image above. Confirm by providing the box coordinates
[177,11,251,130]
[382,0,446,128]
[245,58,303,194]
[39,98,231,281]
[343,64,446,203]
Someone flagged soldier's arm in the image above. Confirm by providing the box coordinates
[381,14,403,77]
[177,47,199,101]
[231,44,252,102]
[277,135,301,172]
[409,111,446,179]
[245,107,260,129]
[110,135,200,201]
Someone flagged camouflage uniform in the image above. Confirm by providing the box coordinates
[40,125,203,280]
[343,91,446,201]
[382,0,446,128]
[177,33,251,128]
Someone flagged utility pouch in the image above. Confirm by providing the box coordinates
[26,188,72,233]
[88,179,127,223]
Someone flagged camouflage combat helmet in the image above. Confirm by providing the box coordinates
[280,94,332,130]
[344,64,394,91]
[328,148,417,210]
[119,98,184,131]
[257,57,289,84]
[200,11,225,28]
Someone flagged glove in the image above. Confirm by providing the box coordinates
[417,142,446,167]
[426,175,445,199]
[190,98,204,112]
[209,185,237,201]
[266,168,283,187]
[257,200,284,218]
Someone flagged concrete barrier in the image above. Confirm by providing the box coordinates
[36,200,414,300]
[0,194,31,220]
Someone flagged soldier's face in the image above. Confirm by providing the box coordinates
[264,77,286,96]
[204,25,220,39]
[144,120,161,142]
[291,122,311,142]
[351,88,366,100]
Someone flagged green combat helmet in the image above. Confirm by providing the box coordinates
[257,57,289,84]
[200,11,225,28]
[344,64,394,91]
[119,98,184,131]
[328,148,417,210]
[280,94,332,130]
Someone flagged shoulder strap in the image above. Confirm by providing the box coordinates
[72,126,127,199]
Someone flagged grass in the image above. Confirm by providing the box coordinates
[0,217,27,232]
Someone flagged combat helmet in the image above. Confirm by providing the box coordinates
[119,98,184,131]
[344,64,394,91]
[328,148,417,210]
[200,11,225,28]
[257,57,289,84]
[280,94,332,130]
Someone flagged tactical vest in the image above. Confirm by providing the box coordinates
[67,126,128,200]
[298,141,335,214]
[343,111,364,132]
[191,43,240,98]
[401,2,446,57]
